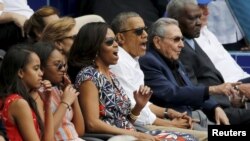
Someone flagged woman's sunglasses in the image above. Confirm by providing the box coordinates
[104,37,117,46]
[119,26,148,36]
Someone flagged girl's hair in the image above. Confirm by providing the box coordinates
[0,45,44,137]
[31,41,55,69]
[67,22,110,82]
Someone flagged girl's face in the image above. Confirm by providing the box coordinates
[97,28,119,66]
[19,53,43,90]
[43,49,66,84]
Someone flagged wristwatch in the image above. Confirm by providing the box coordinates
[164,108,169,119]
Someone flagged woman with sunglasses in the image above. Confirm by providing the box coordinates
[41,17,77,55]
[31,42,85,141]
[0,45,54,141]
[67,22,161,141]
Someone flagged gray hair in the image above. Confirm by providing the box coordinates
[166,0,197,19]
[148,17,179,46]
[111,12,141,34]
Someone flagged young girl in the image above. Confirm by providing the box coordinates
[32,42,85,141]
[0,45,53,141]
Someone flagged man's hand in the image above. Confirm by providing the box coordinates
[238,83,250,99]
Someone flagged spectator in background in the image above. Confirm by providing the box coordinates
[207,0,248,51]
[24,5,104,44]
[195,0,250,83]
[77,0,168,26]
[0,0,33,51]
[41,17,77,55]
[24,6,60,43]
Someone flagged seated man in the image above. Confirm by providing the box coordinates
[110,11,208,140]
[195,0,250,99]
[139,16,239,131]
[166,0,250,125]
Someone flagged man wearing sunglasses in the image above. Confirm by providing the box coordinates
[110,12,208,141]
[166,0,250,126]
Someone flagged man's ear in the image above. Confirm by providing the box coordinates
[153,36,161,50]
[18,69,24,79]
[116,33,125,45]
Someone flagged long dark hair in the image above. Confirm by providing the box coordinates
[0,45,44,137]
[68,22,110,82]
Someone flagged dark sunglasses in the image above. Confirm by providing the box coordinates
[47,62,66,71]
[159,36,184,43]
[104,37,117,46]
[56,63,67,71]
[119,26,148,36]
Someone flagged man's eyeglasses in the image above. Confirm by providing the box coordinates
[159,36,184,43]
[104,37,117,46]
[119,27,148,36]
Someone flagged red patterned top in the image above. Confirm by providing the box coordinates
[0,94,40,141]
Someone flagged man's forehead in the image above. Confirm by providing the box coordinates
[183,4,201,15]
[125,17,145,27]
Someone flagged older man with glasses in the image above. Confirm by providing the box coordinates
[138,13,243,131]
[110,11,208,141]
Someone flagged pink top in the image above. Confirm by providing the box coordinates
[51,86,83,141]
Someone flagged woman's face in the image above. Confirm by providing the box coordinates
[97,28,119,66]
[19,53,43,90]
[56,25,78,55]
[43,49,66,84]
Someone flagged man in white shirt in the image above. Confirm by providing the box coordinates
[110,11,208,141]
[207,0,246,51]
[195,0,250,98]
[0,0,33,51]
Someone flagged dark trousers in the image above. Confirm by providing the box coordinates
[223,38,246,51]
[224,107,250,125]
[0,22,26,51]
